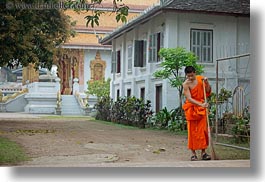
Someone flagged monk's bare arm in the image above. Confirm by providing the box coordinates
[183,81,205,107]
[202,77,211,93]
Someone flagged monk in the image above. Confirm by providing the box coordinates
[182,66,211,161]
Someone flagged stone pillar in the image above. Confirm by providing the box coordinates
[55,78,61,93]
[73,78,79,94]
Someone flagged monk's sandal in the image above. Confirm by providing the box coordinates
[191,155,198,161]
[201,153,211,160]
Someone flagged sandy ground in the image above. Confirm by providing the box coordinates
[0,113,250,167]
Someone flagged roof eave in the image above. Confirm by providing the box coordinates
[100,7,249,45]
[100,7,163,45]
[163,8,250,17]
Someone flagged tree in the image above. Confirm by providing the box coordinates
[66,0,129,27]
[153,47,204,109]
[0,0,75,69]
[86,78,111,99]
[0,0,129,69]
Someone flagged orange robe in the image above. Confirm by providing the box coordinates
[182,75,211,150]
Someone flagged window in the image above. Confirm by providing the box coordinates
[134,40,147,67]
[117,50,121,73]
[155,85,162,113]
[140,87,145,101]
[149,32,164,63]
[111,51,116,73]
[127,89,131,97]
[190,29,213,63]
[127,45,132,71]
[111,50,121,73]
[117,89,120,99]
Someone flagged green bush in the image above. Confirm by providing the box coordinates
[148,107,186,132]
[220,106,250,144]
[94,96,153,128]
[94,96,112,122]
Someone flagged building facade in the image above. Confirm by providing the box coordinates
[55,0,159,95]
[101,0,250,112]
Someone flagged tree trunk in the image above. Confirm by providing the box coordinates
[178,85,186,130]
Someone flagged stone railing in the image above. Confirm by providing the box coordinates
[0,87,23,94]
[0,88,28,112]
[55,91,62,115]
[0,88,28,103]
[74,91,91,115]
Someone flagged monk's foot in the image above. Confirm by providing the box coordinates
[201,153,211,160]
[191,155,198,161]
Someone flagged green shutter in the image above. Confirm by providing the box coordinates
[134,40,144,67]
[148,35,152,63]
[111,51,116,73]
[143,40,147,67]
[160,32,164,49]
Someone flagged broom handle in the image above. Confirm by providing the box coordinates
[202,79,211,136]
[203,79,218,160]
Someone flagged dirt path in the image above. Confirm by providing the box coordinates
[0,116,191,166]
[0,114,250,167]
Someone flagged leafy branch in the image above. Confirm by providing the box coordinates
[66,0,129,27]
[153,47,204,108]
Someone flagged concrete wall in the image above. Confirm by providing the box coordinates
[110,11,250,111]
[83,49,112,92]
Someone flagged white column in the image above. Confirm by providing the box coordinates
[55,78,61,93]
[73,78,79,94]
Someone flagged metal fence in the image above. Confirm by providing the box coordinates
[214,53,250,150]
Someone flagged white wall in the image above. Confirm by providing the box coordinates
[110,11,250,111]
[83,49,112,92]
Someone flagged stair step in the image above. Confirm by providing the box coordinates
[61,95,82,115]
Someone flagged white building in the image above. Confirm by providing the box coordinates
[101,0,250,112]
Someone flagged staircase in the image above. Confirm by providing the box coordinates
[61,95,82,115]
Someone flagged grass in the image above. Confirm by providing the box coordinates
[215,135,250,148]
[210,144,250,160]
[0,137,29,166]
[40,115,91,120]
[210,135,250,160]
[90,119,139,130]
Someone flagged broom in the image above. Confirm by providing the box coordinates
[202,78,219,160]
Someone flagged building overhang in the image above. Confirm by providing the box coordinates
[62,44,112,50]
[100,0,250,45]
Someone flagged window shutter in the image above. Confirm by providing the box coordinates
[134,40,144,67]
[111,51,116,73]
[190,29,213,63]
[127,45,132,71]
[150,34,157,63]
[153,33,158,62]
[160,32,164,49]
[148,35,152,63]
[117,50,121,73]
[157,32,164,62]
[143,40,147,67]
[202,31,212,62]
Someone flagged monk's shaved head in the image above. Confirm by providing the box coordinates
[184,66,196,74]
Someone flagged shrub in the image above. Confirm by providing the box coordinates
[95,96,153,128]
[94,96,112,122]
[148,107,186,132]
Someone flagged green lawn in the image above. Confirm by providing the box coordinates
[0,137,29,166]
[212,136,250,160]
[208,145,250,160]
